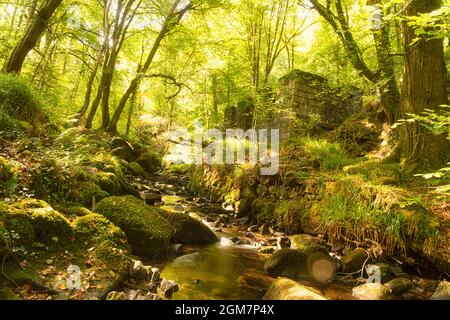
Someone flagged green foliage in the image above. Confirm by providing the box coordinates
[406,6,450,43]
[302,138,355,171]
[318,177,441,255]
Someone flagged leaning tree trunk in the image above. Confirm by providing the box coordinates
[398,0,450,173]
[3,0,63,74]
[107,0,189,133]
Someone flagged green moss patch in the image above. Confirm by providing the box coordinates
[95,196,172,259]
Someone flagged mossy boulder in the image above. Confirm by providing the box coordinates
[96,172,121,195]
[72,213,131,299]
[65,206,93,217]
[29,208,73,245]
[73,213,128,247]
[290,234,323,251]
[264,248,336,283]
[136,152,162,174]
[341,248,369,273]
[162,211,218,244]
[0,203,35,246]
[129,162,146,176]
[95,196,172,259]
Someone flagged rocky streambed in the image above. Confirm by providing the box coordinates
[106,172,449,301]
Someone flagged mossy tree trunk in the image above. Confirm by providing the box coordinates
[2,0,63,74]
[397,0,450,173]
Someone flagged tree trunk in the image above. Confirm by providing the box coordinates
[3,0,63,74]
[79,44,106,123]
[107,0,189,133]
[398,0,450,172]
[310,0,400,125]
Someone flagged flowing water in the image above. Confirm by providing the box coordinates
[151,186,272,300]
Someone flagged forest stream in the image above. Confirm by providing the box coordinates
[123,173,441,301]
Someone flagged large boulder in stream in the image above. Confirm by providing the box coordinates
[352,283,395,300]
[264,247,337,283]
[162,211,218,244]
[95,196,172,259]
[264,278,326,300]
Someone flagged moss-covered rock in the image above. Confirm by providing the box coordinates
[129,162,146,176]
[162,211,218,244]
[95,196,172,259]
[65,206,93,217]
[29,208,73,245]
[341,248,369,273]
[73,213,127,248]
[0,203,35,246]
[264,248,336,283]
[96,172,121,195]
[136,152,162,174]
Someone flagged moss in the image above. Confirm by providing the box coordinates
[136,152,162,174]
[69,181,109,207]
[344,161,402,185]
[331,117,381,157]
[0,156,18,197]
[0,220,11,258]
[162,211,218,244]
[129,162,146,176]
[0,287,21,300]
[13,198,50,210]
[0,203,35,246]
[96,172,121,195]
[95,196,172,259]
[251,198,276,225]
[65,206,93,217]
[72,213,128,248]
[29,208,73,245]
[0,73,47,126]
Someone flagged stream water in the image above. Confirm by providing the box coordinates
[158,194,270,300]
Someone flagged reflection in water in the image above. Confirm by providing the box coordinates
[161,242,266,300]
